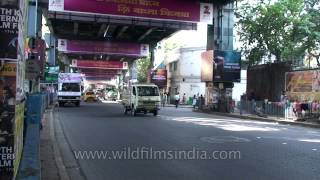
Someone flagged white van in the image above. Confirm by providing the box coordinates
[122,83,160,116]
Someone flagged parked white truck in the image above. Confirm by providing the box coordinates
[58,73,82,107]
[122,83,161,116]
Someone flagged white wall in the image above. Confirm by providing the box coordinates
[179,47,206,77]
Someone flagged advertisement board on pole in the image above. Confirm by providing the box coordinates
[201,50,213,82]
[213,50,241,83]
[58,39,149,57]
[49,0,213,24]
[150,69,167,88]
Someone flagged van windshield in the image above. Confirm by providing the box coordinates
[137,86,159,96]
[61,83,80,92]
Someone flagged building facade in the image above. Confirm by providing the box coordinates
[165,47,206,103]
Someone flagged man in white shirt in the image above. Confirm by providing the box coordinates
[174,93,180,108]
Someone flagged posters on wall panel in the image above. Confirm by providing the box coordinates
[286,70,320,101]
[0,5,20,60]
[0,62,17,179]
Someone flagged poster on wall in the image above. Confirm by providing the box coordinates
[49,0,213,24]
[201,50,213,82]
[150,69,167,88]
[286,70,320,101]
[0,5,20,60]
[0,62,17,179]
[213,50,241,82]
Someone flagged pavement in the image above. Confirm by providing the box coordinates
[40,101,320,180]
[194,109,320,129]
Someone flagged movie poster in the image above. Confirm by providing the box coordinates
[0,5,20,60]
[0,62,17,178]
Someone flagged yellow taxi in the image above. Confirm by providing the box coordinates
[84,91,97,102]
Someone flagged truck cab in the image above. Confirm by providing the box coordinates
[58,73,82,107]
[122,83,161,116]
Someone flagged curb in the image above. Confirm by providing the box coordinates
[164,105,193,108]
[194,110,320,129]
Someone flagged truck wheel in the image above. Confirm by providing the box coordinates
[75,102,80,107]
[59,102,64,107]
[153,110,158,116]
[124,107,128,115]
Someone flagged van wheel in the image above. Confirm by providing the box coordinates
[75,102,80,107]
[153,110,158,116]
[131,108,136,116]
[124,107,128,115]
[59,102,64,107]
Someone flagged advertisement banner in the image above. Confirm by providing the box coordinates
[49,0,213,23]
[73,60,128,70]
[58,73,82,83]
[213,50,241,83]
[286,70,320,101]
[58,39,149,57]
[201,50,213,82]
[150,69,167,88]
[0,62,17,179]
[0,5,20,60]
[80,69,119,76]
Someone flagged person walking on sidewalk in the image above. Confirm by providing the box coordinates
[192,95,197,109]
[174,92,180,108]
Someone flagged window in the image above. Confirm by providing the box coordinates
[137,86,159,96]
[132,87,136,95]
[173,61,177,71]
[61,83,80,92]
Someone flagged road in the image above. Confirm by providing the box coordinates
[56,101,320,180]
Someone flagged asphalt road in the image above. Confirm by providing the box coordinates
[56,101,320,180]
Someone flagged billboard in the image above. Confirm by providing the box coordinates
[0,6,20,60]
[72,60,128,70]
[201,50,213,82]
[150,69,167,88]
[49,0,213,24]
[213,50,241,83]
[286,70,320,101]
[58,39,149,57]
[58,73,82,83]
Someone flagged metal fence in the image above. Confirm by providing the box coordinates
[235,100,320,120]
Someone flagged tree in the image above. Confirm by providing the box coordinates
[136,57,151,83]
[236,0,320,66]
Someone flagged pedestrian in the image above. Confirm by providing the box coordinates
[174,92,180,108]
[161,92,167,107]
[182,93,186,104]
[192,95,197,109]
[199,94,204,110]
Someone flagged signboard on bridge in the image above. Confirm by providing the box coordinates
[49,0,213,24]
[80,69,119,76]
[57,39,149,57]
[286,70,320,101]
[72,60,128,70]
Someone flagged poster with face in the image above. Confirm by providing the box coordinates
[0,62,16,178]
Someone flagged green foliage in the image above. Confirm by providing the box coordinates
[236,0,320,66]
[136,57,151,83]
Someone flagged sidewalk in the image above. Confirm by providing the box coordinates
[163,104,193,108]
[40,108,60,180]
[194,109,320,128]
